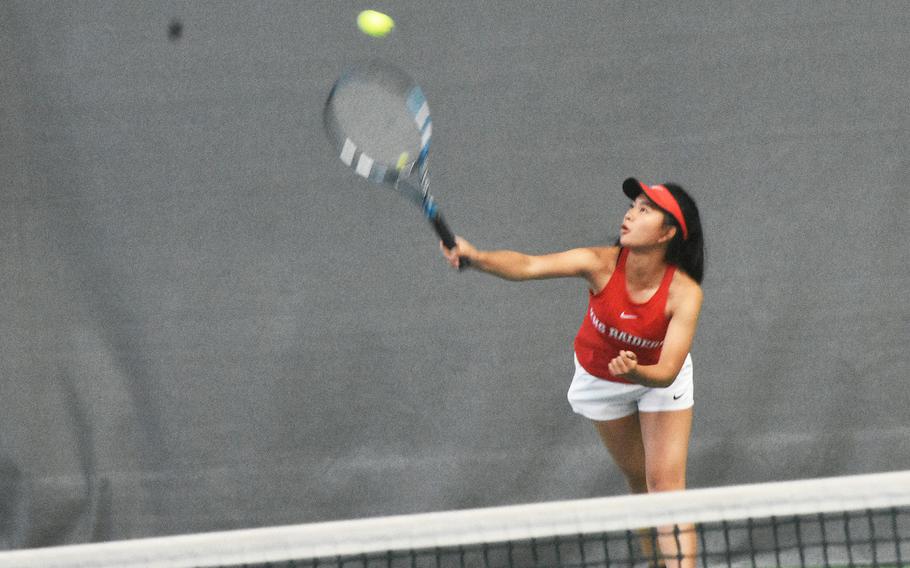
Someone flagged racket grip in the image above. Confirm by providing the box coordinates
[432,213,471,269]
[432,212,456,249]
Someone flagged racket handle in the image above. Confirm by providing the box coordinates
[432,213,471,269]
[432,212,456,249]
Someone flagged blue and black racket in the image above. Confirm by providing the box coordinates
[323,60,464,260]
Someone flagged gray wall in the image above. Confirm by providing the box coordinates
[1,0,908,548]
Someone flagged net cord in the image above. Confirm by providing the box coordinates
[1,470,909,568]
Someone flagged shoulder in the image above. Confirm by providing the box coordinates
[525,245,616,280]
[668,269,703,315]
[574,245,619,266]
[595,246,622,265]
[553,245,618,272]
[583,246,621,291]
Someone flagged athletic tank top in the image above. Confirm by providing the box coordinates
[573,248,676,384]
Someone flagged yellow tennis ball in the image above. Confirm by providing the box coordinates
[357,10,394,38]
[395,151,410,171]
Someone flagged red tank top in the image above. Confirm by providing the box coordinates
[573,248,676,383]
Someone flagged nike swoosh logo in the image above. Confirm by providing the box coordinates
[619,312,638,319]
[673,394,684,400]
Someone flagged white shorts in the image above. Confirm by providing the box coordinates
[567,353,694,421]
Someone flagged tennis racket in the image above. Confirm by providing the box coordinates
[323,60,466,265]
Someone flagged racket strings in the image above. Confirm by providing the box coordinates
[324,60,459,252]
[325,61,429,178]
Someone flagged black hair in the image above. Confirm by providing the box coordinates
[660,183,705,283]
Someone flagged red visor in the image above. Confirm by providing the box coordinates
[622,178,689,240]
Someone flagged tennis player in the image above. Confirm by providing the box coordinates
[442,178,704,568]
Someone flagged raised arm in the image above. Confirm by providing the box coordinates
[442,236,608,283]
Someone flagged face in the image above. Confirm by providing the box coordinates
[619,195,676,248]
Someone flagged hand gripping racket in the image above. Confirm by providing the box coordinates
[323,60,466,265]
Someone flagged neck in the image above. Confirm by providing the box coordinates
[624,245,668,286]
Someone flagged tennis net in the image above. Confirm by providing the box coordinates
[0,470,907,567]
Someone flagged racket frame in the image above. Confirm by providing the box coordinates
[323,61,459,251]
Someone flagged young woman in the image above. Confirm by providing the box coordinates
[441,178,705,568]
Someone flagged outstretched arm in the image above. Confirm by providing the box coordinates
[442,236,605,282]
